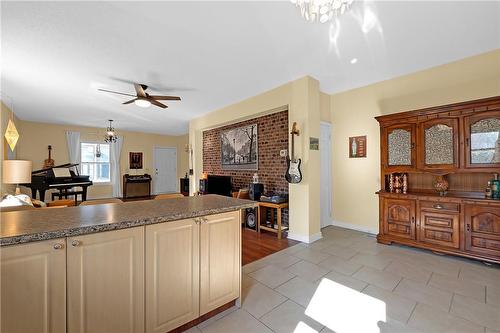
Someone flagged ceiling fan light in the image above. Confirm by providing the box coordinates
[135,99,151,108]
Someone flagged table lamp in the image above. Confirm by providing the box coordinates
[2,160,32,195]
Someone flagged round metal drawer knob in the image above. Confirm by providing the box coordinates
[53,243,64,250]
[71,240,80,247]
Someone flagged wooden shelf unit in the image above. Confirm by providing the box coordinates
[375,96,500,264]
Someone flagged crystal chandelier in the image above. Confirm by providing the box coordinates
[291,0,354,23]
[104,119,117,143]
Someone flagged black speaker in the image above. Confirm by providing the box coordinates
[245,207,258,230]
[249,183,264,201]
[199,179,208,194]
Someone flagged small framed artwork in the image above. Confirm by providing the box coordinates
[129,152,143,169]
[349,136,367,158]
[309,137,319,150]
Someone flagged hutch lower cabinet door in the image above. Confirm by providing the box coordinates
[200,211,241,315]
[67,227,144,333]
[382,198,416,240]
[465,204,500,258]
[145,218,200,333]
[1,239,66,333]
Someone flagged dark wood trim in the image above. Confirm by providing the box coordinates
[375,96,500,124]
[168,300,236,333]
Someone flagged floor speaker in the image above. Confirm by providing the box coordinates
[245,207,257,230]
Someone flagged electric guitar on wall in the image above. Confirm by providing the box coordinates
[285,122,302,184]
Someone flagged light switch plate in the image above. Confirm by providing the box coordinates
[280,149,288,157]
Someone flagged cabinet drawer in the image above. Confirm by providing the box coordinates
[420,201,460,213]
[419,211,460,249]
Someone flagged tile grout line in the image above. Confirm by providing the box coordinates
[391,276,404,292]
[448,292,455,313]
[405,302,418,325]
[426,271,434,286]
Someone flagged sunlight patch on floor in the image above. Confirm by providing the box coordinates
[305,278,386,333]
[293,321,320,333]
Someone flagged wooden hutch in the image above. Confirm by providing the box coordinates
[375,96,500,264]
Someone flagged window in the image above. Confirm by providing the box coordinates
[80,142,111,183]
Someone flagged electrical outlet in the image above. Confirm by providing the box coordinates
[280,149,288,157]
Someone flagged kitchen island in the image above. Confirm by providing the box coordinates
[1,195,255,333]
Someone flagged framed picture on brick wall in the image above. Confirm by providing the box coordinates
[221,124,258,170]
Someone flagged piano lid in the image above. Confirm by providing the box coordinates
[32,163,79,175]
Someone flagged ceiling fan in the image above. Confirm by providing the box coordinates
[98,83,181,109]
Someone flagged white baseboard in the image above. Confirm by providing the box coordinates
[288,231,323,243]
[331,220,378,235]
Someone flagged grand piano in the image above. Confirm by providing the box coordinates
[23,163,93,202]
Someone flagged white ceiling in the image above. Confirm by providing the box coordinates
[2,1,499,135]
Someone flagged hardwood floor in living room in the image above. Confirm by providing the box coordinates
[242,227,299,266]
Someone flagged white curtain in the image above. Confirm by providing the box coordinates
[65,131,81,165]
[111,136,123,197]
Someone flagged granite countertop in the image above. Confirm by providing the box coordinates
[0,195,256,246]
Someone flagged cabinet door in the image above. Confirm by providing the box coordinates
[1,239,66,333]
[464,111,500,169]
[382,198,416,240]
[67,227,144,333]
[382,124,416,171]
[200,211,241,315]
[146,219,199,333]
[465,204,500,257]
[419,118,459,170]
[419,210,460,249]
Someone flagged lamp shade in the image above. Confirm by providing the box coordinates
[2,160,32,184]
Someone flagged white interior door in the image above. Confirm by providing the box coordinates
[320,122,332,228]
[153,147,177,194]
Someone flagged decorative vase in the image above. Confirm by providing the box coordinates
[433,175,449,196]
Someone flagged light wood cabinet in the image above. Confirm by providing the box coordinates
[1,239,66,333]
[200,211,241,315]
[146,218,199,333]
[67,227,144,333]
[382,198,416,240]
[1,210,243,332]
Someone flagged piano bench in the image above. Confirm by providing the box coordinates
[51,190,84,206]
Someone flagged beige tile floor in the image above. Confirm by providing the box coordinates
[187,226,500,333]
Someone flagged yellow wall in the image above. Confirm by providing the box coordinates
[189,76,322,242]
[330,49,500,233]
[1,102,21,194]
[12,120,188,199]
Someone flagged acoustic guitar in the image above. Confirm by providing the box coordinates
[285,122,302,184]
[43,145,55,169]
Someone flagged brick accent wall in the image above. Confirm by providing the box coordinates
[202,110,289,195]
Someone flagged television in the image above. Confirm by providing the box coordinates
[207,175,232,197]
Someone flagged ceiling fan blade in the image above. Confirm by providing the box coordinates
[150,100,168,109]
[149,96,181,101]
[123,98,138,105]
[98,88,136,97]
[134,83,147,97]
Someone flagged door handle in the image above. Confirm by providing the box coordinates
[71,240,80,247]
[466,224,471,232]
